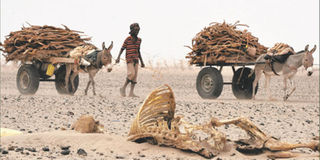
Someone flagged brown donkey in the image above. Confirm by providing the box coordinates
[65,41,113,95]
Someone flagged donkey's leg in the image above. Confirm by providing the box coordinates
[65,64,72,92]
[84,80,91,95]
[89,69,98,95]
[70,69,79,93]
[284,77,296,101]
[252,68,263,100]
[265,75,273,100]
[283,77,288,100]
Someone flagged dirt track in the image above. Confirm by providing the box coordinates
[1,64,319,159]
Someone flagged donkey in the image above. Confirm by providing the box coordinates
[252,45,316,101]
[65,41,113,95]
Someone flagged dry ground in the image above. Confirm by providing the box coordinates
[1,63,319,160]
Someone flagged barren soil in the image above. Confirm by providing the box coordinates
[1,64,319,160]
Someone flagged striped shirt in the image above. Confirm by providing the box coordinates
[121,36,142,63]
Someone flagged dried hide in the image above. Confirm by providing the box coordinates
[72,115,104,133]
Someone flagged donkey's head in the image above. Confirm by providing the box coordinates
[303,45,316,76]
[101,41,113,72]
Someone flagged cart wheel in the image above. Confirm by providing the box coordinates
[16,64,40,95]
[55,65,79,95]
[232,67,258,99]
[196,67,223,99]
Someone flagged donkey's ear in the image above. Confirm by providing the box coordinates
[108,41,113,51]
[102,42,106,50]
[305,45,309,51]
[310,45,317,54]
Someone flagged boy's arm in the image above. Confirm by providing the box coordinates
[116,48,124,63]
[138,49,145,67]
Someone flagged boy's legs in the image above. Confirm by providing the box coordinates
[128,63,139,97]
[120,63,135,97]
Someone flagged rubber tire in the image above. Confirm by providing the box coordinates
[55,65,79,95]
[196,67,223,99]
[16,64,40,95]
[232,67,258,99]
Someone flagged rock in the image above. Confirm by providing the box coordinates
[115,155,125,159]
[67,111,74,116]
[139,154,146,157]
[2,149,8,154]
[61,150,70,155]
[305,120,313,124]
[60,146,70,150]
[8,146,15,151]
[15,147,23,152]
[26,147,36,152]
[42,147,50,152]
[77,148,87,156]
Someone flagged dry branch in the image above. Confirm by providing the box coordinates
[0,24,92,62]
[186,21,268,64]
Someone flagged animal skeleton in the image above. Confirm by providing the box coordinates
[128,85,319,158]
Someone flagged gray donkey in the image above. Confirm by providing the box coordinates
[252,45,316,101]
[65,42,113,95]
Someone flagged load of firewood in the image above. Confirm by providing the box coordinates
[0,24,92,62]
[268,43,291,54]
[186,21,268,65]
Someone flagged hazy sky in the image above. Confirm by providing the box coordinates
[1,0,319,64]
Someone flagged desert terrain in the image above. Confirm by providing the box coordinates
[0,63,319,160]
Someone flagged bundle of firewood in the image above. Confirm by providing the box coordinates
[0,24,91,62]
[268,43,290,54]
[186,21,268,64]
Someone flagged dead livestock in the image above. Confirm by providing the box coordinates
[128,85,319,158]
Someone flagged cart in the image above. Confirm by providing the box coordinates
[194,59,263,99]
[16,57,79,95]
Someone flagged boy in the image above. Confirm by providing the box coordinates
[116,23,145,97]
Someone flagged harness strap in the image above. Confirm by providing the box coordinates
[267,60,280,76]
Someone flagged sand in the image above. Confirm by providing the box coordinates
[0,63,319,160]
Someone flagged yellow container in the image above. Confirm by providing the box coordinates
[46,64,55,76]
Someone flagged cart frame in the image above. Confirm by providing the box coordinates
[16,57,79,95]
[195,61,265,99]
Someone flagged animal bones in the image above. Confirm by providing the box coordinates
[128,85,319,158]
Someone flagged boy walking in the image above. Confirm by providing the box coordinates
[116,23,145,97]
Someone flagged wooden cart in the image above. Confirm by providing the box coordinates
[194,59,263,99]
[16,57,79,95]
